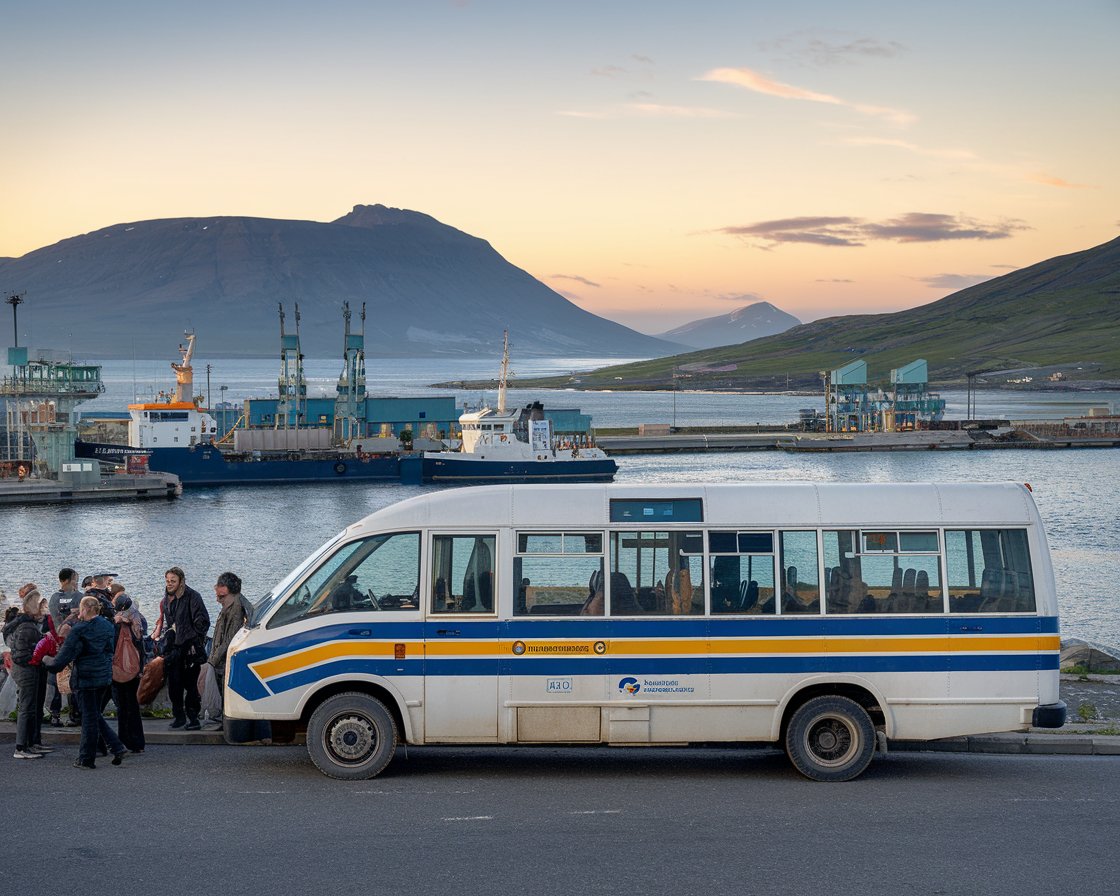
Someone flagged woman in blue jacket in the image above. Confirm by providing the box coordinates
[44,596,128,769]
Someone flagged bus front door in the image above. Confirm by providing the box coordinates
[424,533,500,740]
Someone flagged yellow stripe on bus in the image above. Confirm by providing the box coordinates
[253,633,1059,680]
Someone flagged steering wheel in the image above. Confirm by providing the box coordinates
[366,588,381,610]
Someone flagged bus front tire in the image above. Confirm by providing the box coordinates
[307,692,398,780]
[785,695,875,782]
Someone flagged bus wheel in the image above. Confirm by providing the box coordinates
[307,692,398,780]
[785,695,875,782]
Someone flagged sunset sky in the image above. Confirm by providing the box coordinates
[2,1,1117,333]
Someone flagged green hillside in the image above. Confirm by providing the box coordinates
[515,236,1120,390]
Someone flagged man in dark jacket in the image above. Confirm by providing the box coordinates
[154,566,210,730]
[43,596,127,769]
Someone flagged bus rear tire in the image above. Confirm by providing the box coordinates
[307,692,398,780]
[785,695,875,782]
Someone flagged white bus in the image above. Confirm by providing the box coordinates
[224,482,1066,781]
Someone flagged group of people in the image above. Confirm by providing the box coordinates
[2,566,253,770]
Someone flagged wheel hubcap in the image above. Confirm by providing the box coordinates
[806,715,856,767]
[327,714,376,765]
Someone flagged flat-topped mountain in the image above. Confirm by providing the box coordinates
[655,301,801,349]
[0,205,684,359]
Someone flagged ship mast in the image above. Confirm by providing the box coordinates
[170,332,196,404]
[497,329,509,414]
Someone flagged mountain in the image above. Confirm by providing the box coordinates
[654,301,801,349]
[0,205,684,359]
[514,235,1120,390]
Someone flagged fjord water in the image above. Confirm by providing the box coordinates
[6,357,1118,647]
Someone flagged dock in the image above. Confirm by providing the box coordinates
[597,428,1120,455]
[0,470,181,505]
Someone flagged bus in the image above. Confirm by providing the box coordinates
[223,482,1066,781]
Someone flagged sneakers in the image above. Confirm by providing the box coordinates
[65,718,80,727]
[49,715,63,728]
[13,749,42,760]
[30,745,55,754]
[72,760,95,770]
[111,751,126,766]
[185,720,202,731]
[169,718,187,729]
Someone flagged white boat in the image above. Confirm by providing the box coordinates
[420,333,616,484]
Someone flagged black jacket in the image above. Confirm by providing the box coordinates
[161,586,210,663]
[2,614,42,667]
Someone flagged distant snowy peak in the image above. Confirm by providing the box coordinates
[657,301,801,349]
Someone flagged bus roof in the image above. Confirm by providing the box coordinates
[342,482,1040,536]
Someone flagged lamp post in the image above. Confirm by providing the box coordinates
[7,292,24,347]
[220,384,228,433]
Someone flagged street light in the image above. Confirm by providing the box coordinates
[220,384,228,434]
[7,292,24,347]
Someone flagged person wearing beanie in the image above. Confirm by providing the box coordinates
[2,586,54,759]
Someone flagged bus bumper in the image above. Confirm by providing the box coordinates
[1032,700,1067,729]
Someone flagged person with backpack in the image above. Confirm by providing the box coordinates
[42,596,128,769]
[110,591,146,753]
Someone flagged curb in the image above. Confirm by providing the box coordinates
[4,720,1119,755]
[0,720,225,747]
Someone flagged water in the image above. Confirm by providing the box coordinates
[4,357,1118,646]
[87,357,1118,426]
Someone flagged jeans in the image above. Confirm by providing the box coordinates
[111,676,145,752]
[11,664,40,750]
[75,686,125,766]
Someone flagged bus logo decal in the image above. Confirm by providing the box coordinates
[593,640,607,655]
[619,677,641,695]
[512,640,527,656]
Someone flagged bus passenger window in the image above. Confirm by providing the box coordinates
[708,531,775,615]
[945,529,1035,613]
[779,531,820,614]
[823,531,868,614]
[431,534,497,614]
[610,531,704,615]
[513,531,605,616]
[267,532,421,628]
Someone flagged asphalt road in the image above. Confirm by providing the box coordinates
[7,743,1119,896]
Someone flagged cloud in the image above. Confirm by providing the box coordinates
[625,102,738,119]
[718,213,1029,248]
[765,32,906,66]
[632,54,655,65]
[839,136,976,161]
[559,103,737,120]
[915,273,994,290]
[699,66,914,126]
[549,274,601,288]
[816,278,855,283]
[591,65,627,78]
[1027,172,1088,189]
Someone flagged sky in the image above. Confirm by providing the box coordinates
[2,0,1117,334]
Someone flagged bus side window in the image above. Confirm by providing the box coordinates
[779,531,820,614]
[431,534,497,614]
[946,529,1035,613]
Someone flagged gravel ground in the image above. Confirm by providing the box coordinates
[1060,675,1120,724]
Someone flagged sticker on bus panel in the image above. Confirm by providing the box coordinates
[510,640,608,656]
[619,677,695,695]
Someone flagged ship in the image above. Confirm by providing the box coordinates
[76,305,406,486]
[419,332,617,484]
